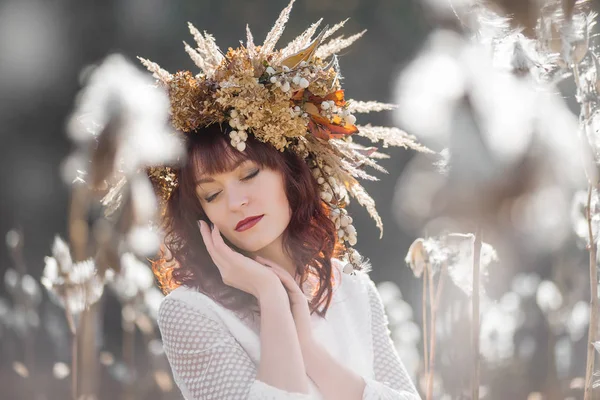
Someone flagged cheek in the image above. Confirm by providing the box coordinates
[256,172,290,217]
[200,203,225,227]
[274,176,291,218]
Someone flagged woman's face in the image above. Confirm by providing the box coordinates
[195,159,292,253]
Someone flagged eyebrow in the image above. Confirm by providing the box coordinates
[195,159,249,185]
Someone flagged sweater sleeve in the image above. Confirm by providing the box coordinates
[158,296,317,400]
[360,274,422,400]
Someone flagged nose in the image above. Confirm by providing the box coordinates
[227,184,249,211]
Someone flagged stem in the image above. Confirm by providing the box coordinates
[422,267,429,384]
[68,185,90,263]
[472,227,482,400]
[65,155,94,399]
[123,305,136,400]
[584,184,598,400]
[72,326,78,400]
[572,60,599,400]
[80,307,98,398]
[426,260,447,400]
[62,304,78,400]
[426,267,435,400]
[434,261,448,310]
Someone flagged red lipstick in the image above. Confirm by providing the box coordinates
[235,215,264,232]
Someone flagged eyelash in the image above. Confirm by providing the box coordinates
[205,169,260,203]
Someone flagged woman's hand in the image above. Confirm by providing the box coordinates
[255,256,315,347]
[197,220,283,299]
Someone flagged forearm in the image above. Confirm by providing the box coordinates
[256,287,311,395]
[302,339,366,400]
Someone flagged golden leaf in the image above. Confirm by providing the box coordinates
[303,102,320,115]
[280,27,327,69]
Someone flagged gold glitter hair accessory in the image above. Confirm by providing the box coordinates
[132,0,431,272]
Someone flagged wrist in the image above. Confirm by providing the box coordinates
[255,282,289,305]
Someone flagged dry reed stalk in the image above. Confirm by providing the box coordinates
[472,226,482,400]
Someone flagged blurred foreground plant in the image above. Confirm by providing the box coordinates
[395,0,599,398]
[405,233,498,399]
[37,53,184,399]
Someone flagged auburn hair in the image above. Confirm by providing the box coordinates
[151,124,344,320]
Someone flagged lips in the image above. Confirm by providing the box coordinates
[235,215,264,232]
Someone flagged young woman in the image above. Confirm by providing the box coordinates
[143,2,425,399]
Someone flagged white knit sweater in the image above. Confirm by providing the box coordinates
[157,259,421,400]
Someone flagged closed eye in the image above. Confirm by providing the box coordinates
[204,168,260,203]
[242,169,260,181]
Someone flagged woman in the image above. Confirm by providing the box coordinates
[144,2,426,399]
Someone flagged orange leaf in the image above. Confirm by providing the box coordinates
[308,119,332,140]
[324,122,358,138]
[323,90,346,106]
[331,115,344,125]
[307,115,358,140]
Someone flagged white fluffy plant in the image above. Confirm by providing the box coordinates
[405,233,498,399]
[43,53,184,399]
[105,252,166,393]
[394,0,600,398]
[65,54,184,262]
[41,235,105,399]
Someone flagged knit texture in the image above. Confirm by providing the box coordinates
[158,260,421,399]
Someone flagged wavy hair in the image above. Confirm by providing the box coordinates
[151,124,343,320]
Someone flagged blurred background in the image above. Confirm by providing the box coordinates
[2,0,600,399]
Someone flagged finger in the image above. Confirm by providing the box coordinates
[267,267,293,291]
[210,224,243,271]
[268,268,306,303]
[255,256,280,269]
[198,220,214,252]
[211,224,230,256]
[256,256,294,278]
[199,220,218,257]
[198,220,228,271]
[257,257,298,287]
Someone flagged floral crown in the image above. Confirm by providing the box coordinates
[138,0,430,272]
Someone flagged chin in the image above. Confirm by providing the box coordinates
[237,238,272,253]
[232,231,280,253]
